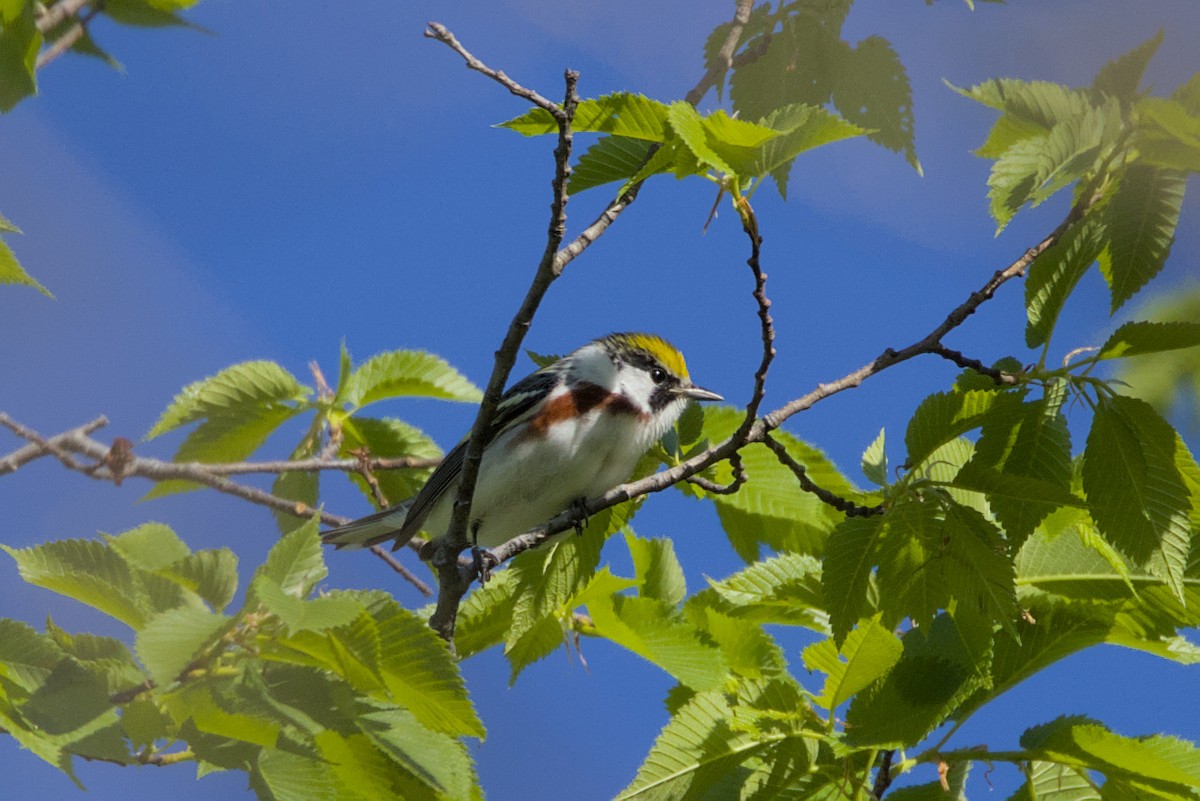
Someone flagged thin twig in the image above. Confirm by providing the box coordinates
[762,434,883,517]
[686,452,747,495]
[35,0,90,33]
[872,750,896,801]
[424,22,563,119]
[425,62,580,643]
[684,0,756,105]
[929,344,1020,386]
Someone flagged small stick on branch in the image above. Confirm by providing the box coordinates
[929,344,1020,385]
[762,434,883,517]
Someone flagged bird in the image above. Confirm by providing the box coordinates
[321,332,722,555]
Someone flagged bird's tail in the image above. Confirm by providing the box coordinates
[321,503,413,550]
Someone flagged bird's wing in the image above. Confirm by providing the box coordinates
[393,366,562,544]
[322,364,564,550]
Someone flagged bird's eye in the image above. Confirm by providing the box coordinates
[650,367,668,385]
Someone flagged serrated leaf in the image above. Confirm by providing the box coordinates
[343,349,482,409]
[373,600,484,739]
[271,440,319,536]
[252,577,363,633]
[453,568,519,659]
[570,134,656,193]
[832,35,919,171]
[802,616,903,711]
[587,594,728,691]
[616,681,798,801]
[862,428,888,486]
[1005,761,1097,801]
[500,92,671,140]
[1020,717,1200,793]
[1025,215,1107,348]
[1098,320,1200,360]
[700,609,787,680]
[2,538,172,627]
[135,606,230,685]
[627,531,686,605]
[667,101,737,176]
[0,236,51,296]
[103,522,191,571]
[955,78,1093,129]
[257,517,327,598]
[845,614,991,747]
[729,13,845,123]
[1092,30,1163,102]
[147,360,309,439]
[699,552,828,632]
[254,748,335,801]
[0,618,66,691]
[156,548,238,612]
[1099,164,1187,313]
[1083,396,1191,599]
[759,103,867,197]
[904,389,1019,470]
[977,112,1050,159]
[823,515,888,646]
[1136,96,1200,173]
[102,0,195,27]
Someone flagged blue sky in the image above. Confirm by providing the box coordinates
[2,1,1199,799]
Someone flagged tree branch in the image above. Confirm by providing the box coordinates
[0,412,433,596]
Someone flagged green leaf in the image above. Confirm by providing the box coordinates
[616,680,808,801]
[102,0,195,27]
[1005,761,1097,801]
[372,601,485,739]
[802,615,903,711]
[976,111,1051,159]
[0,236,51,296]
[626,531,686,605]
[569,134,656,194]
[1083,395,1192,598]
[1099,165,1187,313]
[104,522,191,570]
[156,548,239,612]
[699,608,787,680]
[1021,717,1200,793]
[0,618,66,691]
[986,104,1116,232]
[904,389,1020,470]
[500,92,672,140]
[958,394,1076,547]
[0,0,38,112]
[955,78,1093,130]
[271,440,320,536]
[822,514,887,646]
[1092,30,1163,102]
[257,517,327,598]
[1136,96,1200,173]
[252,577,363,633]
[667,101,738,176]
[1025,215,1107,348]
[861,428,888,486]
[586,594,728,691]
[845,613,991,747]
[340,416,441,508]
[759,103,867,197]
[135,606,230,685]
[698,552,828,633]
[343,349,482,409]
[3,538,176,627]
[253,748,335,801]
[832,35,919,171]
[147,360,309,439]
[1098,320,1200,359]
[453,568,519,659]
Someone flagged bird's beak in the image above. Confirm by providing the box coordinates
[678,384,723,402]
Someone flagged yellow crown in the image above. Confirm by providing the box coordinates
[602,332,690,381]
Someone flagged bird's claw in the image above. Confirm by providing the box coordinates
[569,497,591,536]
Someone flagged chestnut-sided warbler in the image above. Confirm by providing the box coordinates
[322,332,722,553]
